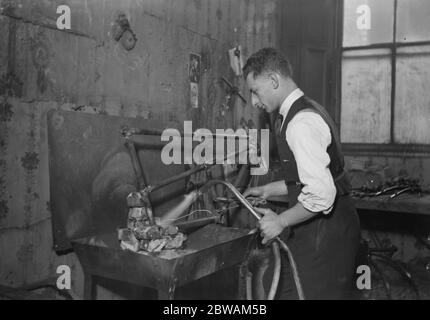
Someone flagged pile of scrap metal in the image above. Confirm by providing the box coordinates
[118,191,187,253]
[118,224,187,253]
[352,177,423,199]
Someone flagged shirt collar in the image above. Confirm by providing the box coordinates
[279,88,304,121]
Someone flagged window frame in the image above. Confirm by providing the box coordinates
[337,0,430,156]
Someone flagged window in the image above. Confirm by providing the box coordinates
[340,0,430,152]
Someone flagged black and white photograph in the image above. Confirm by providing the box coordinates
[0,0,429,306]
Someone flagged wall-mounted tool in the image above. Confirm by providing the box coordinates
[220,77,247,104]
[112,13,137,51]
[219,76,247,116]
[228,45,244,76]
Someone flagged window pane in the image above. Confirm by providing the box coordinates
[343,0,394,47]
[394,46,430,144]
[397,0,430,42]
[341,49,392,143]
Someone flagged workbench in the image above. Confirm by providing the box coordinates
[268,192,430,216]
[353,194,430,216]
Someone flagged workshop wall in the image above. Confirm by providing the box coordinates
[0,0,280,299]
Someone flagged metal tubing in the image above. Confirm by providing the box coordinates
[128,136,168,149]
[129,133,250,152]
[124,125,251,140]
[199,180,261,220]
[124,127,165,136]
[147,149,244,193]
[226,164,251,226]
[149,165,208,193]
[125,140,147,190]
[125,139,155,224]
[175,216,219,233]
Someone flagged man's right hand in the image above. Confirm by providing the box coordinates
[243,185,269,199]
[243,180,288,200]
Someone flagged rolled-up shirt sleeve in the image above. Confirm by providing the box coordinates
[285,112,336,214]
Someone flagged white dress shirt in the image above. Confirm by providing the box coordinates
[278,88,336,214]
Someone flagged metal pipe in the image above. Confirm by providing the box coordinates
[174,216,219,233]
[148,165,208,193]
[199,180,260,220]
[122,127,165,137]
[126,128,251,140]
[128,136,168,149]
[199,179,305,300]
[226,164,251,226]
[146,149,244,193]
[125,139,147,190]
[125,139,155,224]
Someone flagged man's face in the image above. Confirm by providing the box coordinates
[246,72,278,113]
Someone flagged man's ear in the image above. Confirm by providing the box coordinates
[267,73,279,89]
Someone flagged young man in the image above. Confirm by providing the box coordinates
[243,48,360,299]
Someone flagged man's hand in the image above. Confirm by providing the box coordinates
[243,185,269,199]
[243,180,288,200]
[255,207,286,245]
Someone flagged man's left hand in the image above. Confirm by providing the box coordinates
[254,207,285,245]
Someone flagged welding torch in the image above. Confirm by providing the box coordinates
[199,180,305,300]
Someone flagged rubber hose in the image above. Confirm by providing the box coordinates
[276,237,305,300]
[267,241,281,300]
[246,271,253,300]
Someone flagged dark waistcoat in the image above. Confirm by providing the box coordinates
[275,96,351,207]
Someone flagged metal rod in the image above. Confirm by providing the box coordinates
[125,140,147,190]
[123,127,165,136]
[221,77,247,104]
[125,140,155,225]
[2,12,98,41]
[125,128,250,140]
[175,216,219,232]
[129,134,250,151]
[210,133,249,139]
[128,135,168,149]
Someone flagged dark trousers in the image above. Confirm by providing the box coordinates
[277,195,361,300]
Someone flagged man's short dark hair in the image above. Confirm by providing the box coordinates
[242,47,293,80]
